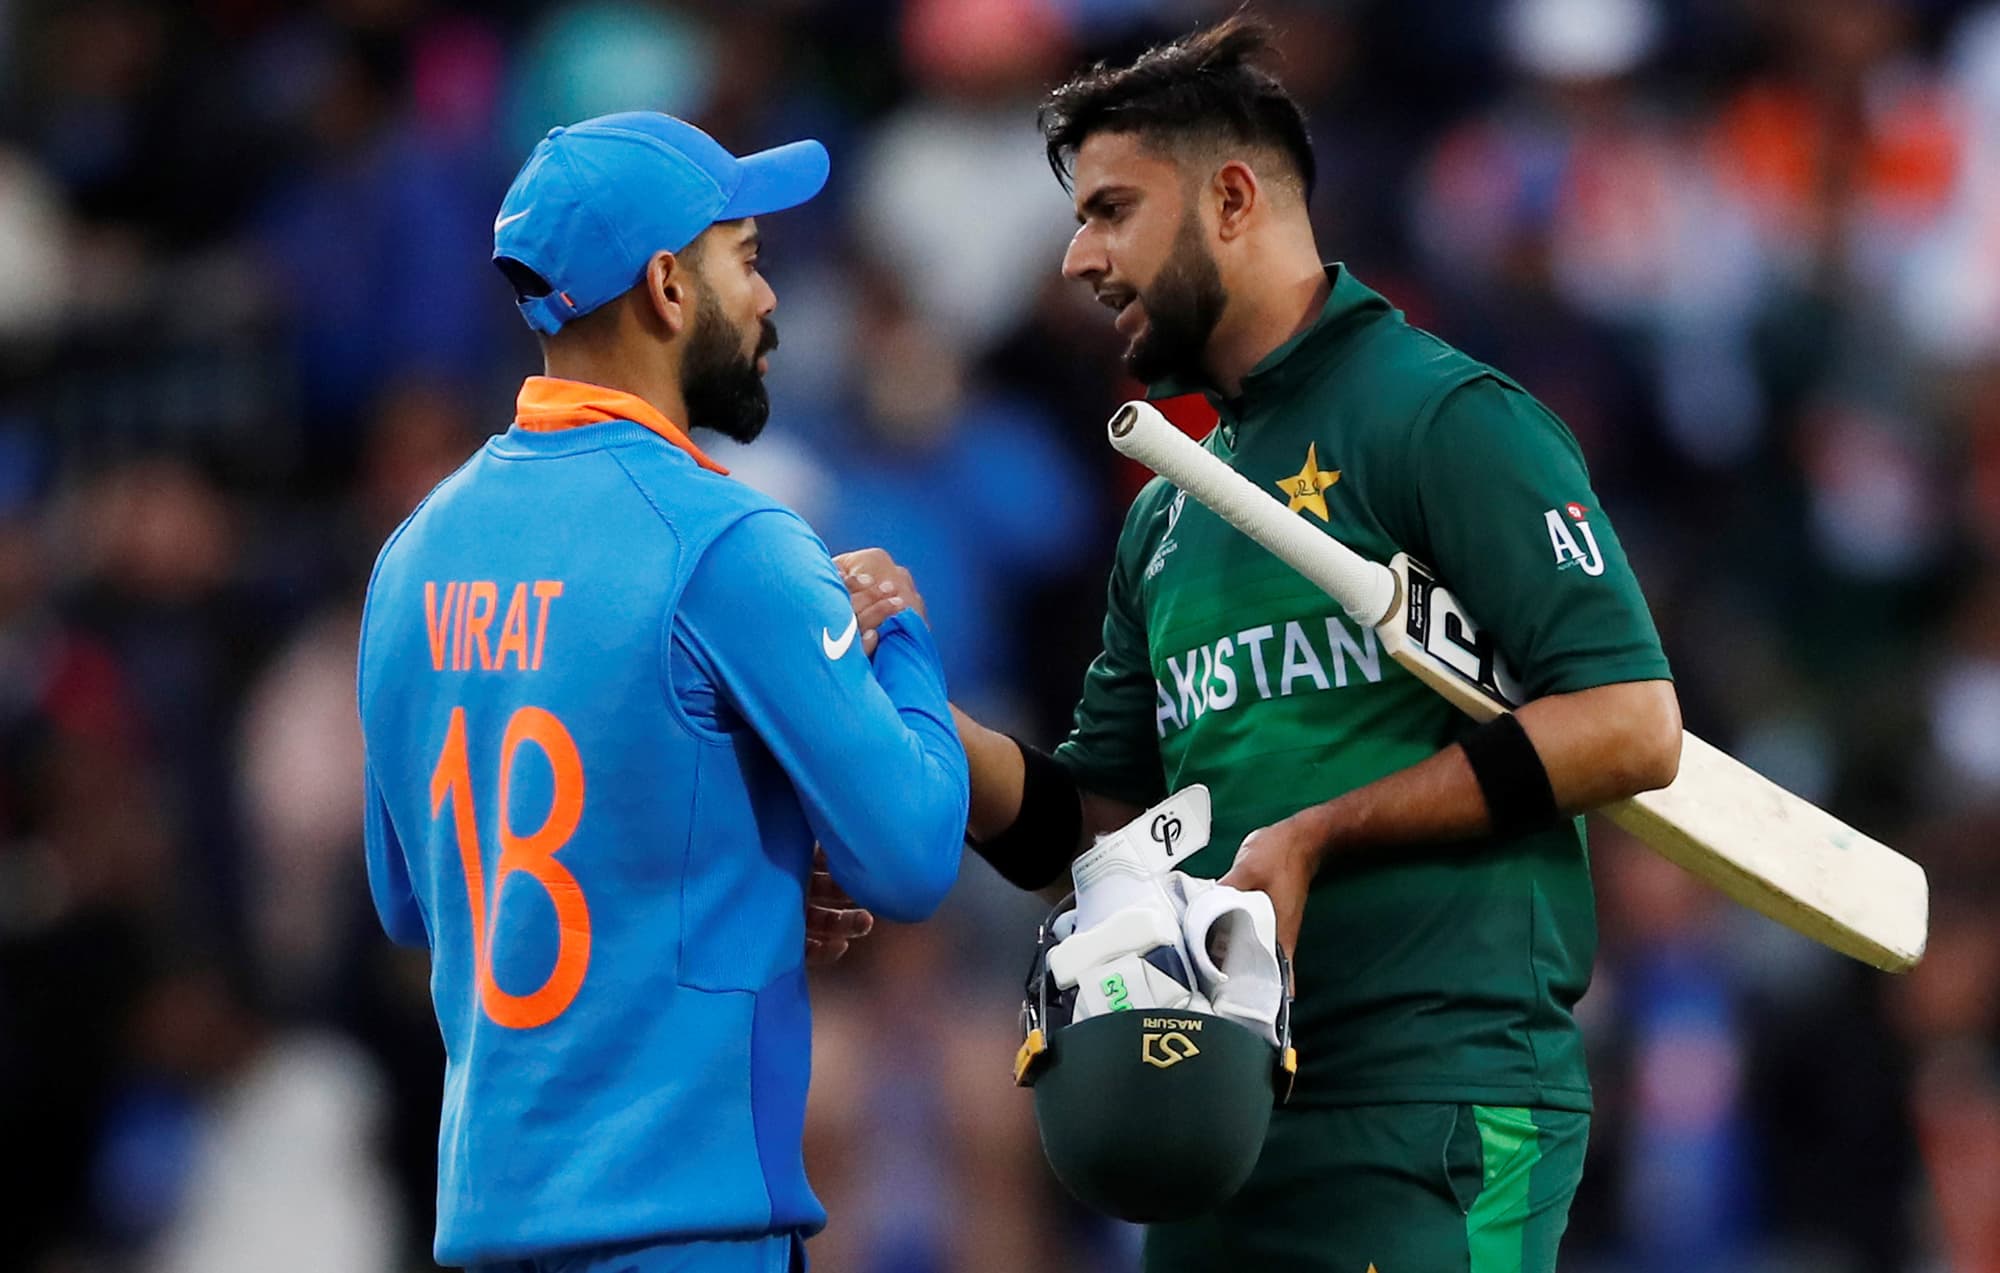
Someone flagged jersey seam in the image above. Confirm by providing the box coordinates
[486,431,642,460]
[600,445,752,748]
[747,979,777,1234]
[1442,1102,1474,1216]
[1524,880,1545,1080]
[1402,370,1503,562]
[657,509,809,746]
[675,746,699,985]
[356,447,482,721]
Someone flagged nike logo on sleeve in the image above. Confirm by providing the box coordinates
[822,616,858,660]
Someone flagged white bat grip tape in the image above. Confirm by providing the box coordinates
[1109,402,1397,627]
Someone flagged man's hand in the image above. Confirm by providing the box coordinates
[832,548,927,657]
[1218,807,1329,965]
[806,847,875,966]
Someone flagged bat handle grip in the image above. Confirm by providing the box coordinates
[1109,402,1398,627]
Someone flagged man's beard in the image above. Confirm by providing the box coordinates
[684,293,778,444]
[1126,210,1228,386]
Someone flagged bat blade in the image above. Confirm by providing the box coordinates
[1108,399,1928,973]
[1605,740,1928,971]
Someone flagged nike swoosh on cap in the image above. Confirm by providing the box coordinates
[822,616,858,660]
[494,207,532,231]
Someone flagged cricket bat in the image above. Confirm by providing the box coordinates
[1108,400,1928,973]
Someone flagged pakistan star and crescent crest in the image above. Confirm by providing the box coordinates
[1276,443,1340,521]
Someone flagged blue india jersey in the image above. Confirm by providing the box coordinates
[358,377,968,1266]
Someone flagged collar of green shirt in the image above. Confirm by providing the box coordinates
[1144,263,1397,409]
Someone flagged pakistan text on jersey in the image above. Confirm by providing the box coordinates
[424,580,564,672]
[1154,615,1382,737]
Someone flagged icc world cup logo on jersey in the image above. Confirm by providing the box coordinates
[1147,490,1188,580]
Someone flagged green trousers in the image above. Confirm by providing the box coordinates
[1144,1103,1588,1273]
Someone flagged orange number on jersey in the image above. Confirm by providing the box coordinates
[429,706,590,1029]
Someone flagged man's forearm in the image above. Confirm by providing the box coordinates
[1516,678,1681,811]
[953,705,1028,843]
[1291,679,1683,866]
[950,706,1139,898]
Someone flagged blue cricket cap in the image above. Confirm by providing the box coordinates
[493,112,829,335]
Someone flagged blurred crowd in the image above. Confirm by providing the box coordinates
[2,0,1999,1269]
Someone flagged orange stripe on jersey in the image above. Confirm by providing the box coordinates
[513,376,730,475]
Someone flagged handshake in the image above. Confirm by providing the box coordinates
[1044,786,1288,1047]
[832,547,927,659]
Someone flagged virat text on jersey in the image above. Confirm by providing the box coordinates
[422,580,564,672]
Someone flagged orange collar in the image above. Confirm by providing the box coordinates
[513,376,729,475]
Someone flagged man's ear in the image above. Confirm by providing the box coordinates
[643,250,692,336]
[1212,159,1261,243]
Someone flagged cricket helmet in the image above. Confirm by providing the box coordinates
[1013,894,1296,1224]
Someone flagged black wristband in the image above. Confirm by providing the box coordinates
[1460,712,1560,837]
[967,738,1083,892]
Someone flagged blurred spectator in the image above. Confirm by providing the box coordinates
[0,426,159,1266]
[813,274,1095,728]
[1415,0,1764,475]
[256,19,512,469]
[506,1,718,151]
[1897,875,2000,1273]
[1708,0,1961,292]
[1590,831,1761,1273]
[0,148,73,344]
[236,606,364,1006]
[101,966,403,1273]
[852,0,1078,352]
[1899,4,2000,362]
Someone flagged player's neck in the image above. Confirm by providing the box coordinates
[1204,248,1330,398]
[540,350,692,432]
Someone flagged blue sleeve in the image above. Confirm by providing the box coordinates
[673,510,968,922]
[362,757,429,948]
[357,534,429,950]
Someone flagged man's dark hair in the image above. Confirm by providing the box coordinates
[1038,12,1315,200]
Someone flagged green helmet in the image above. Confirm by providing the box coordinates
[1014,896,1296,1224]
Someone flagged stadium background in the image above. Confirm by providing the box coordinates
[2,0,1998,1268]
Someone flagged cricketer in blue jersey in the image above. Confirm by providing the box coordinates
[358,113,970,1273]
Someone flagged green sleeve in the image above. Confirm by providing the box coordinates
[1404,377,1672,699]
[1053,497,1170,808]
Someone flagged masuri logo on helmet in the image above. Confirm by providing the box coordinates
[1140,1027,1201,1068]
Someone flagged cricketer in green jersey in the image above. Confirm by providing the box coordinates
[839,15,1681,1273]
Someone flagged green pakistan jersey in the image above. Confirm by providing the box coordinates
[1055,266,1671,1110]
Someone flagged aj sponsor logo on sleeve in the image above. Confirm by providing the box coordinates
[1544,502,1605,576]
